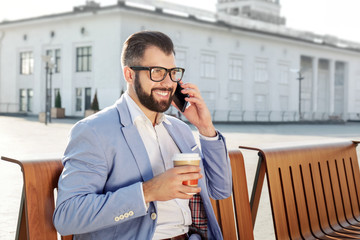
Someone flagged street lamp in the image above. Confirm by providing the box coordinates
[291,69,304,120]
[42,55,55,125]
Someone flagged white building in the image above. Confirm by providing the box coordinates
[0,0,359,121]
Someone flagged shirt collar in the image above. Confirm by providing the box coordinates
[123,91,171,126]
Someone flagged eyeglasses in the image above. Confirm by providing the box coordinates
[130,66,185,82]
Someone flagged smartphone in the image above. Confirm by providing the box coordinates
[173,82,188,112]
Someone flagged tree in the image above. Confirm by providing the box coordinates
[91,90,100,111]
[55,91,62,108]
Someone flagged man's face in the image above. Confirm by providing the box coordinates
[134,72,174,112]
[130,46,177,113]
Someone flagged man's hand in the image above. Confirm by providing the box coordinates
[143,166,202,203]
[172,82,216,137]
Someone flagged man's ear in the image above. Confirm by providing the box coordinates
[123,66,135,84]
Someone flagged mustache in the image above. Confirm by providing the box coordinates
[151,87,174,93]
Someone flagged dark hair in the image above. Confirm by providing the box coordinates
[121,31,175,67]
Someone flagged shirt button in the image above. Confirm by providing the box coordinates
[129,211,134,216]
[151,212,157,220]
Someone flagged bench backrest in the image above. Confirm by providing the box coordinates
[0,157,74,240]
[210,150,254,240]
[4,150,254,240]
[259,141,360,239]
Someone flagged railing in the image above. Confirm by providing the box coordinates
[227,110,298,122]
[225,110,351,122]
[347,112,360,121]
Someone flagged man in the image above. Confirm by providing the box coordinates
[53,31,232,240]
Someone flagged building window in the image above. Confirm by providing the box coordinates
[229,58,243,81]
[335,61,345,87]
[200,54,216,78]
[27,89,33,112]
[19,89,27,111]
[85,88,92,110]
[255,94,267,111]
[175,50,186,69]
[20,51,34,75]
[76,88,82,111]
[279,95,289,111]
[356,100,360,111]
[202,91,216,110]
[76,46,92,72]
[19,89,33,112]
[230,92,242,110]
[255,61,268,83]
[46,49,61,73]
[278,64,289,84]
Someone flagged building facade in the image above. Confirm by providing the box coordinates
[0,0,359,121]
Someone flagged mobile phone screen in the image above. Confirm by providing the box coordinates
[173,83,188,112]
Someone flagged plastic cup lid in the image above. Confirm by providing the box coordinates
[172,153,200,161]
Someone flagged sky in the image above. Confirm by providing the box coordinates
[1,0,360,43]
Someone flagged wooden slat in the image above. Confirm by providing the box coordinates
[230,151,253,240]
[1,157,73,240]
[22,160,63,240]
[246,140,360,240]
[210,150,254,240]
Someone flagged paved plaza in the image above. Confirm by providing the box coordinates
[0,115,359,239]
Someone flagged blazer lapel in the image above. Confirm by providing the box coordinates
[163,121,192,154]
[115,97,153,182]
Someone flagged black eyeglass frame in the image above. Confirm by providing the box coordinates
[130,66,185,82]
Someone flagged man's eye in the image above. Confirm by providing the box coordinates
[152,68,162,73]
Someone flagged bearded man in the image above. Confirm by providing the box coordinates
[53,31,232,240]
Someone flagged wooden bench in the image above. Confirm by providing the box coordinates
[1,157,72,240]
[2,150,254,240]
[210,150,254,240]
[241,140,360,240]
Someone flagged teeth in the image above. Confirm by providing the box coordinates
[156,91,168,96]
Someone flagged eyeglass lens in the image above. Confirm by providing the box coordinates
[150,67,183,82]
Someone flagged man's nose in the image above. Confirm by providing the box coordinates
[161,71,174,86]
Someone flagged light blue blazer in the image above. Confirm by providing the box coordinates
[53,96,232,240]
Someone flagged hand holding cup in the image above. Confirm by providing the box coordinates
[173,153,201,194]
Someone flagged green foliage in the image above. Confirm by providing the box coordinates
[91,91,100,111]
[55,91,62,108]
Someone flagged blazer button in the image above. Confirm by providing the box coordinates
[114,217,120,222]
[124,213,129,218]
[119,214,125,220]
[129,211,134,216]
[151,212,157,220]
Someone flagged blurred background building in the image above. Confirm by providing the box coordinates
[0,0,359,122]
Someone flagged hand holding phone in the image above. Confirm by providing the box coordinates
[172,82,188,112]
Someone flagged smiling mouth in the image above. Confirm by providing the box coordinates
[152,88,173,97]
[155,90,169,96]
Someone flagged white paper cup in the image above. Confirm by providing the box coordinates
[173,153,201,186]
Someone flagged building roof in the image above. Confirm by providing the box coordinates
[1,0,359,53]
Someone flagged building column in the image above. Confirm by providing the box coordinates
[329,59,335,114]
[311,57,318,114]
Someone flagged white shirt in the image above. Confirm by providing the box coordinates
[123,92,191,239]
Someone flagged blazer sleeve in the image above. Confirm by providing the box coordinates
[53,121,148,236]
[200,131,232,200]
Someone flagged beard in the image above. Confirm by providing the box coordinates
[134,73,174,113]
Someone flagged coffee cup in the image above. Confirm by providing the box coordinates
[173,153,201,186]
